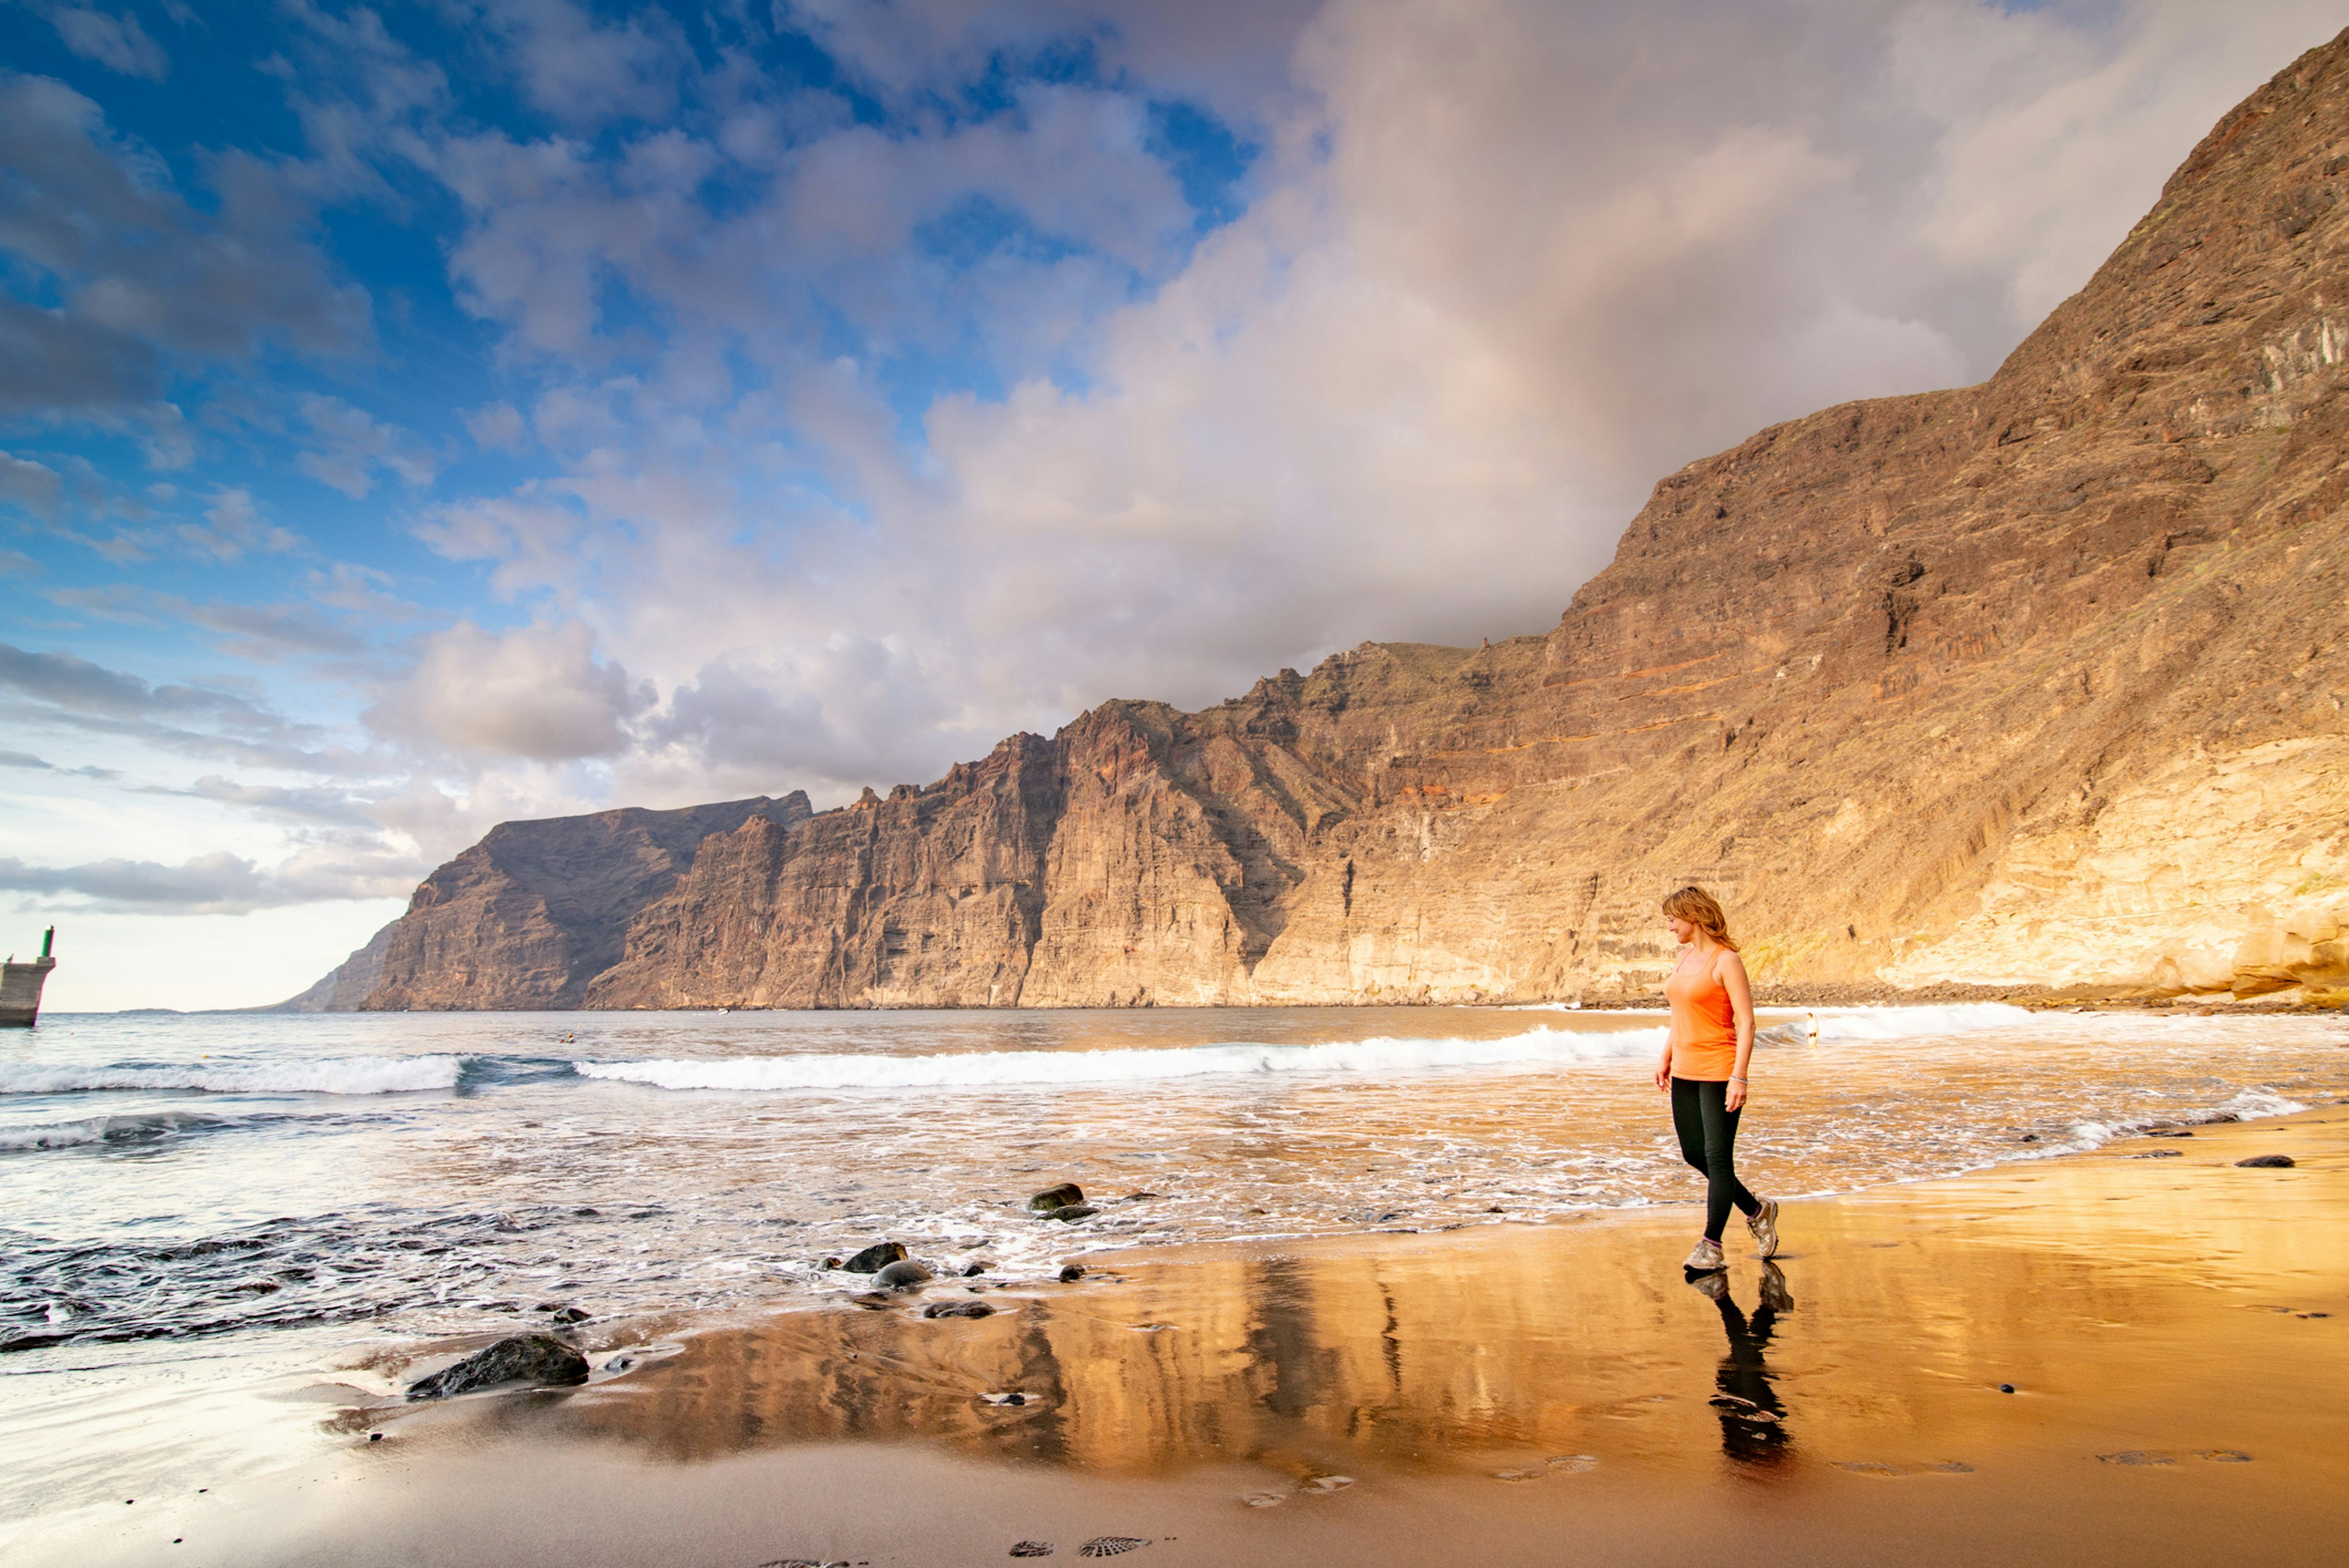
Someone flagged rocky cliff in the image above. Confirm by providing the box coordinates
[328,795,811,1010]
[304,31,2349,1011]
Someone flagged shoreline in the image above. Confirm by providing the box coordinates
[10,1100,2346,1566]
[72,989,2349,1019]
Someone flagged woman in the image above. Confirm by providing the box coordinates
[1652,886,1779,1273]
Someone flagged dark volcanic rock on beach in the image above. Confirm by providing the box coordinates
[1026,1184,1085,1213]
[873,1258,933,1288]
[302,32,2349,1011]
[407,1334,590,1400]
[840,1242,907,1274]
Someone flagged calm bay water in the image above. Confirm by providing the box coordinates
[4,1003,2343,1364]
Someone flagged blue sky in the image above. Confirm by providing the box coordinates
[1,0,2337,1008]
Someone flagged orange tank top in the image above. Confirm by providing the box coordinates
[1666,951,1738,1080]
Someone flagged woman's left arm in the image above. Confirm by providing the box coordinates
[1722,950,1756,1111]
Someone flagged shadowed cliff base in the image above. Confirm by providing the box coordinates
[23,1109,2348,1567]
[293,29,2349,1014]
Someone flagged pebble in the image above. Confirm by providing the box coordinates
[923,1300,994,1320]
[1059,1264,1085,1282]
[873,1259,932,1289]
[1998,1383,2016,1394]
[1026,1183,1085,1214]
[2235,1154,2296,1169]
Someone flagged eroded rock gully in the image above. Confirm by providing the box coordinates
[311,31,2349,1011]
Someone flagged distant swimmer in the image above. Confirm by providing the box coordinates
[1653,886,1780,1274]
[1805,1010,1819,1044]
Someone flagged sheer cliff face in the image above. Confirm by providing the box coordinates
[360,795,811,1010]
[335,32,2349,1011]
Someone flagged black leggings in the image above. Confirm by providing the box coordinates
[1672,1077,1760,1242]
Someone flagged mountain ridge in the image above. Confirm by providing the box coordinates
[293,29,2349,1011]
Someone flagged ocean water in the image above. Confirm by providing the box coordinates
[4,1003,2344,1367]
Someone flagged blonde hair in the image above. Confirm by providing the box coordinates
[1662,886,1739,951]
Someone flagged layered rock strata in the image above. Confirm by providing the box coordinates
[307,32,2349,1009]
[354,796,810,1010]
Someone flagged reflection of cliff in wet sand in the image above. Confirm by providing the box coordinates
[0,927,56,1028]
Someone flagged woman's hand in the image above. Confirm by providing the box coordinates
[1725,1077,1747,1112]
[1653,1053,1671,1093]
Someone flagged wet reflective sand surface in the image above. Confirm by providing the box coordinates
[18,1110,2347,1567]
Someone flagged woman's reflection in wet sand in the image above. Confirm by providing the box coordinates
[1688,1261,1792,1464]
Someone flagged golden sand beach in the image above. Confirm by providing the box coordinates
[16,1105,2346,1568]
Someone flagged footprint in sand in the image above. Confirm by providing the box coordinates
[2102,1449,2254,1465]
[1835,1461,1975,1477]
[1546,1455,1598,1474]
[1008,1543,1054,1557]
[1299,1475,1354,1494]
[1241,1492,1287,1508]
[1078,1538,1150,1558]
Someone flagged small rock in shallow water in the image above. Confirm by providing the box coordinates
[1999,1383,2016,1393]
[2235,1154,2296,1168]
[549,1306,590,1324]
[874,1259,932,1289]
[963,1261,989,1277]
[842,1242,908,1273]
[2020,1134,2041,1143]
[407,1335,589,1400]
[1041,1204,1098,1222]
[1059,1264,1085,1282]
[1026,1183,1085,1213]
[924,1300,993,1319]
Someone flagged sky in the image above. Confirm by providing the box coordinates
[1,0,2339,1011]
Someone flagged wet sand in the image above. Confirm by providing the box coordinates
[12,1110,2348,1567]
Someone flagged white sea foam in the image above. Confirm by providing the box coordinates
[0,1055,467,1096]
[1806,1003,2036,1041]
[577,1025,1669,1093]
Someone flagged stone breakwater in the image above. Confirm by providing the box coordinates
[295,30,2349,1014]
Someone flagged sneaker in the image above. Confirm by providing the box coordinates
[1746,1196,1780,1258]
[1757,1260,1794,1314]
[1682,1238,1727,1273]
[1686,1268,1729,1301]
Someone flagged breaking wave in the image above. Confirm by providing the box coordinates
[0,1055,468,1097]
[579,1026,1665,1093]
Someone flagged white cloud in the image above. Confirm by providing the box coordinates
[365,619,653,762]
[294,393,439,497]
[37,4,169,81]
